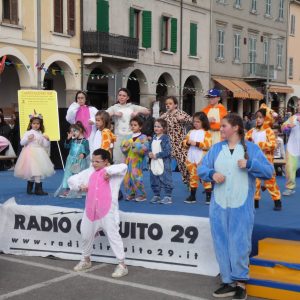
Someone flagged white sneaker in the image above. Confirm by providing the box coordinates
[73,260,92,271]
[111,264,128,278]
[160,196,173,204]
[282,189,295,196]
[150,196,161,204]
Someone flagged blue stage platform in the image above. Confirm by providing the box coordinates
[1,169,300,255]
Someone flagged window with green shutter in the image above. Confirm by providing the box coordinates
[142,10,152,48]
[97,0,109,33]
[190,23,197,56]
[170,18,177,53]
[129,7,135,38]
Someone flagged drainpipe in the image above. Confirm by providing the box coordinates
[179,0,183,110]
[37,0,41,89]
[80,0,84,90]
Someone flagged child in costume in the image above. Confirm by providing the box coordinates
[148,118,173,205]
[68,149,128,278]
[281,98,300,195]
[66,91,98,138]
[246,108,282,210]
[198,113,273,300]
[14,112,54,195]
[121,116,148,202]
[89,110,116,156]
[183,112,212,204]
[273,126,286,176]
[56,121,89,198]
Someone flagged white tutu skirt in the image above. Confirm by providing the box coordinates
[14,145,55,180]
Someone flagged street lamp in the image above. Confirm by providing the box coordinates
[266,34,282,107]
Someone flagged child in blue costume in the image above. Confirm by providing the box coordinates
[198,113,273,300]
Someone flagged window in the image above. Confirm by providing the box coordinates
[265,0,271,16]
[263,37,269,65]
[217,0,226,4]
[251,0,257,12]
[190,23,197,56]
[289,57,293,78]
[54,0,63,33]
[160,16,177,53]
[67,0,75,36]
[276,41,283,69]
[217,29,225,59]
[249,36,257,74]
[2,0,18,25]
[233,33,241,62]
[129,8,152,48]
[235,0,241,8]
[278,0,284,20]
[290,15,295,35]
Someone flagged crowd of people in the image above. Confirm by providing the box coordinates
[1,87,300,300]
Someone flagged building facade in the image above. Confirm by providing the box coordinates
[210,0,290,116]
[82,0,211,114]
[0,0,81,112]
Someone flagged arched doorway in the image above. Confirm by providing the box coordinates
[43,63,66,108]
[87,68,108,110]
[287,96,298,115]
[126,72,140,104]
[183,77,195,115]
[156,73,176,113]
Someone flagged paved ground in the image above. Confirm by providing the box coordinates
[0,254,264,300]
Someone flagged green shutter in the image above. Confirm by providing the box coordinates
[190,23,197,56]
[97,0,109,32]
[171,18,177,53]
[142,10,152,48]
[129,7,134,38]
[160,16,164,50]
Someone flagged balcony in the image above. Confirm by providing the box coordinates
[243,63,274,79]
[83,31,139,60]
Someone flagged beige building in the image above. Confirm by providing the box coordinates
[287,0,300,113]
[0,0,81,112]
[82,0,211,115]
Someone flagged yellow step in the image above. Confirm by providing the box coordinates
[247,285,300,300]
[258,238,300,263]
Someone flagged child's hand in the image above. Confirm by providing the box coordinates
[67,132,73,140]
[131,111,138,117]
[208,117,216,123]
[189,140,196,146]
[238,159,247,169]
[28,134,34,141]
[80,184,88,192]
[78,153,84,159]
[149,152,156,159]
[123,141,130,147]
[104,172,111,181]
[176,114,185,122]
[212,172,225,183]
[43,134,49,140]
[88,120,94,125]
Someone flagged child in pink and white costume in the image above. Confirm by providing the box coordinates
[68,148,128,278]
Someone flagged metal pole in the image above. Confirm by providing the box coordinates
[37,0,42,89]
[266,37,270,107]
[179,0,183,109]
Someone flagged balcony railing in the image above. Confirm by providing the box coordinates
[243,63,274,79]
[83,31,139,60]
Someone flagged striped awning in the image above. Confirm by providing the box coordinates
[213,78,248,98]
[232,80,264,100]
[268,85,294,94]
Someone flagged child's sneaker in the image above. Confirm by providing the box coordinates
[232,286,247,300]
[125,195,135,201]
[150,196,161,204]
[160,196,172,204]
[282,189,295,196]
[59,190,69,198]
[184,195,196,204]
[135,196,147,202]
[111,264,128,278]
[212,283,236,297]
[73,260,92,271]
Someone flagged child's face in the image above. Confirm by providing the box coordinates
[256,112,265,126]
[118,91,129,105]
[95,116,104,130]
[71,128,81,139]
[130,120,142,133]
[273,129,279,138]
[154,122,164,135]
[165,99,177,111]
[91,154,107,171]
[208,97,219,106]
[220,119,237,140]
[76,93,86,106]
[193,117,202,130]
[31,120,41,131]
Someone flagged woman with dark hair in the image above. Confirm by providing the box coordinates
[198,113,273,300]
[66,91,98,138]
[106,88,149,164]
[160,96,192,185]
[0,113,12,140]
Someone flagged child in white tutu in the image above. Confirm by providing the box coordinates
[14,112,55,195]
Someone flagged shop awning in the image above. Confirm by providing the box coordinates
[268,85,294,94]
[213,77,248,98]
[232,80,264,100]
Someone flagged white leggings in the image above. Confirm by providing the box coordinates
[80,210,125,262]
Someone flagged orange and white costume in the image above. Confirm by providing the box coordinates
[89,128,116,155]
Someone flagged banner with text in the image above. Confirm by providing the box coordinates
[0,198,219,276]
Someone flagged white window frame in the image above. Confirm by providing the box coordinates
[276,41,283,69]
[288,57,293,79]
[251,0,257,13]
[233,33,241,62]
[278,0,284,20]
[263,37,269,65]
[249,36,257,74]
[217,29,225,60]
[290,15,295,35]
[265,0,271,16]
[234,0,241,8]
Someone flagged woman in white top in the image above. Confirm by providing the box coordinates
[106,88,149,163]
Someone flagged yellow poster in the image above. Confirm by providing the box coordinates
[18,90,60,141]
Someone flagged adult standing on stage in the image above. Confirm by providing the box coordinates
[106,88,149,164]
[66,91,98,139]
[161,96,192,185]
[202,89,228,145]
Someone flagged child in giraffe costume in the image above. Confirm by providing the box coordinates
[183,112,212,204]
[121,116,148,202]
[281,98,300,196]
[246,104,282,210]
